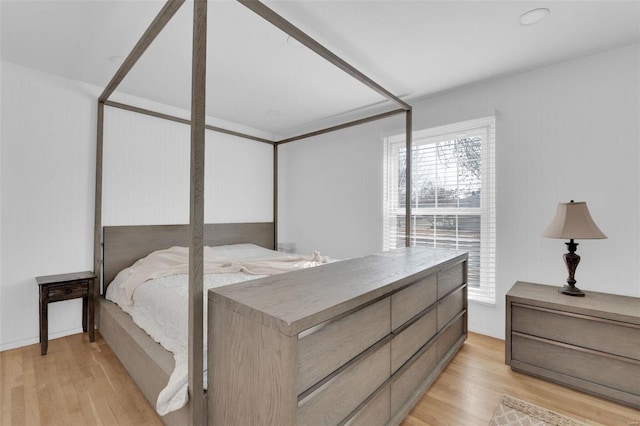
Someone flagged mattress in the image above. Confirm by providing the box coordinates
[105,243,329,415]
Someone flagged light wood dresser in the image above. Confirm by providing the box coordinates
[506,281,640,409]
[208,247,468,425]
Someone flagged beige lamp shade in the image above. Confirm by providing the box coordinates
[542,201,607,239]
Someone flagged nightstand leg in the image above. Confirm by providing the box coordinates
[40,296,48,355]
[82,296,88,332]
[39,302,42,343]
[88,280,95,342]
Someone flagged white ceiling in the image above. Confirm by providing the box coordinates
[2,1,639,139]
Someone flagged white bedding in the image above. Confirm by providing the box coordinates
[105,243,329,415]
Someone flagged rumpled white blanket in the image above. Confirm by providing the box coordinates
[107,244,329,415]
[121,245,329,303]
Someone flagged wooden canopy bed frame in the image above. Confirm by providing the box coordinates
[93,1,467,425]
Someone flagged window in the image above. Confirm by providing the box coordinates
[384,117,496,304]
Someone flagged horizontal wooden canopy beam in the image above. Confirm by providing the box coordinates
[104,100,275,145]
[105,100,405,146]
[99,0,185,102]
[237,0,411,111]
[277,108,405,144]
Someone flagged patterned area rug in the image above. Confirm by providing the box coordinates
[489,394,587,426]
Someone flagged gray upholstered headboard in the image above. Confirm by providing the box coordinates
[101,222,275,292]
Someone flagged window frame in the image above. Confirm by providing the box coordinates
[384,116,496,305]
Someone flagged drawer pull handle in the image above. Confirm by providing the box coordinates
[65,288,73,294]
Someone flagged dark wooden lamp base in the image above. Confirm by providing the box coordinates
[560,239,585,297]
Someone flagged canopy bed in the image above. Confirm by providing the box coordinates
[93,1,468,425]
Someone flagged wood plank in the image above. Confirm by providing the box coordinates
[0,333,162,426]
[404,333,640,425]
[511,334,640,408]
[391,273,437,330]
[297,297,391,394]
[3,333,638,425]
[209,248,466,336]
[273,143,279,248]
[277,109,405,144]
[104,100,275,145]
[209,301,297,425]
[35,271,95,286]
[405,108,412,247]
[188,0,207,424]
[237,0,410,111]
[512,303,640,360]
[94,101,104,290]
[98,299,175,401]
[391,308,437,373]
[99,0,185,102]
[507,281,640,325]
[102,222,275,288]
[437,286,465,331]
[391,341,438,416]
[343,385,391,426]
[437,263,465,297]
[297,341,391,426]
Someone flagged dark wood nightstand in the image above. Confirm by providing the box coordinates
[36,271,96,355]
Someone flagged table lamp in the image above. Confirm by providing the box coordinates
[542,200,607,296]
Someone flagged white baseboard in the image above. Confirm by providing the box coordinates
[0,327,84,352]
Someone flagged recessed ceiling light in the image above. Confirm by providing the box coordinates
[286,36,304,48]
[267,109,281,117]
[519,8,550,25]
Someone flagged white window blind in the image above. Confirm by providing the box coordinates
[384,116,496,304]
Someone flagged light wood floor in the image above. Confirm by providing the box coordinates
[1,332,638,425]
[402,334,640,426]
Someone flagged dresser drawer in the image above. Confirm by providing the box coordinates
[438,263,464,298]
[342,385,390,426]
[437,286,465,331]
[47,281,89,301]
[512,334,640,397]
[390,341,437,416]
[297,297,391,394]
[438,314,465,360]
[391,307,437,373]
[512,304,640,360]
[391,274,437,330]
[297,340,391,426]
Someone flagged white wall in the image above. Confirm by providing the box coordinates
[0,61,272,351]
[279,44,640,339]
[278,115,404,259]
[103,107,273,225]
[0,63,98,350]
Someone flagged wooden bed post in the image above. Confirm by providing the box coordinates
[189,0,207,424]
[94,101,104,291]
[273,143,278,250]
[405,108,412,248]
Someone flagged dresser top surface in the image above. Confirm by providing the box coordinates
[209,247,467,335]
[508,281,640,325]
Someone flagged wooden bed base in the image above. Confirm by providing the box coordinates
[98,222,275,425]
[97,298,190,425]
